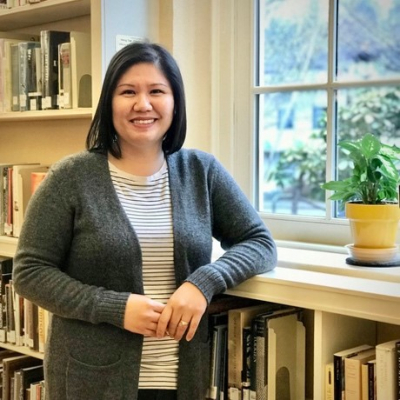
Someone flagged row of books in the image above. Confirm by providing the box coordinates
[0,256,50,355]
[0,351,44,400]
[0,29,91,113]
[206,299,306,400]
[0,0,46,9]
[326,339,400,400]
[1,163,49,238]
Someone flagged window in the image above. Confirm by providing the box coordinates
[219,0,400,245]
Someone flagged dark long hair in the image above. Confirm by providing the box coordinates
[86,41,187,157]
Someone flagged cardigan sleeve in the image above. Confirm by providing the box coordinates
[185,155,277,303]
[12,165,130,329]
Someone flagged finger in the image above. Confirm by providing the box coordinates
[185,315,201,341]
[156,306,173,339]
[173,318,191,341]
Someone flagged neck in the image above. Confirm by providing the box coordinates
[108,148,165,176]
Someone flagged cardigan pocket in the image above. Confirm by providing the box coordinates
[66,354,124,400]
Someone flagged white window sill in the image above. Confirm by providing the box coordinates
[214,240,400,325]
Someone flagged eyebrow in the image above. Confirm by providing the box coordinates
[116,82,169,88]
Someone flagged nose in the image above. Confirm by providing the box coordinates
[133,93,152,112]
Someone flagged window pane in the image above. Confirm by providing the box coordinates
[259,0,329,86]
[259,91,327,216]
[337,85,400,179]
[337,0,400,81]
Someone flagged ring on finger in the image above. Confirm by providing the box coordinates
[179,320,189,327]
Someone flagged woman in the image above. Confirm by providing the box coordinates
[13,41,277,400]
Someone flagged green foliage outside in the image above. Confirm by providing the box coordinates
[268,87,400,210]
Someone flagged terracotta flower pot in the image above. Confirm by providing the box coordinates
[345,202,400,248]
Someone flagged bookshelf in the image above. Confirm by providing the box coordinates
[1,2,400,400]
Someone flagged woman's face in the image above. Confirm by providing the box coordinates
[112,62,175,155]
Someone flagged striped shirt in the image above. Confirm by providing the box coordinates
[109,161,178,389]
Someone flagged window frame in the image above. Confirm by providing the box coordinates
[211,0,400,246]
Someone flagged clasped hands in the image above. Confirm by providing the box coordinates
[123,282,207,341]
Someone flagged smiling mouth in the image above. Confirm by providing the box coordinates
[131,119,155,125]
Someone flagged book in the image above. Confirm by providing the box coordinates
[250,307,297,400]
[0,33,39,113]
[267,310,305,400]
[27,45,42,111]
[13,288,24,346]
[207,312,228,400]
[3,167,13,236]
[0,164,13,235]
[5,280,15,343]
[58,42,71,109]
[242,326,253,391]
[325,362,334,400]
[12,164,48,237]
[376,338,400,400]
[37,306,49,353]
[361,359,376,400]
[333,344,374,400]
[30,172,47,194]
[0,256,13,341]
[10,44,20,111]
[396,341,400,400]
[227,302,282,391]
[70,31,91,108]
[24,299,39,351]
[2,355,42,400]
[18,41,41,112]
[16,364,43,400]
[40,30,70,109]
[345,348,376,400]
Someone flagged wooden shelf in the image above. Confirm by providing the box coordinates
[0,0,90,30]
[0,341,44,360]
[0,108,93,122]
[0,236,17,257]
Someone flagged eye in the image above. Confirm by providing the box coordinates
[150,89,165,95]
[121,89,136,96]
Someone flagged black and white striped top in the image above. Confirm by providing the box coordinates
[109,161,178,389]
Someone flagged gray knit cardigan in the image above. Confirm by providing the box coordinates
[12,149,277,400]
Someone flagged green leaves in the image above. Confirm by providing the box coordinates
[321,133,400,205]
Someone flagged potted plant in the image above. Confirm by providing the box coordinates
[321,133,400,251]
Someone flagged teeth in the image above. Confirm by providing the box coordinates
[133,119,154,125]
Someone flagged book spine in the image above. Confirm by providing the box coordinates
[326,362,334,400]
[10,44,20,111]
[4,167,13,236]
[27,46,42,111]
[396,341,400,400]
[41,31,70,109]
[242,326,252,388]
[58,42,71,109]
[228,311,241,389]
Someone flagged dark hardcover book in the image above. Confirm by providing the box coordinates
[40,30,70,109]
[367,359,376,400]
[241,325,252,386]
[219,326,228,400]
[333,344,373,400]
[18,364,44,400]
[27,44,42,111]
[18,41,41,111]
[2,355,42,400]
[396,341,400,400]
